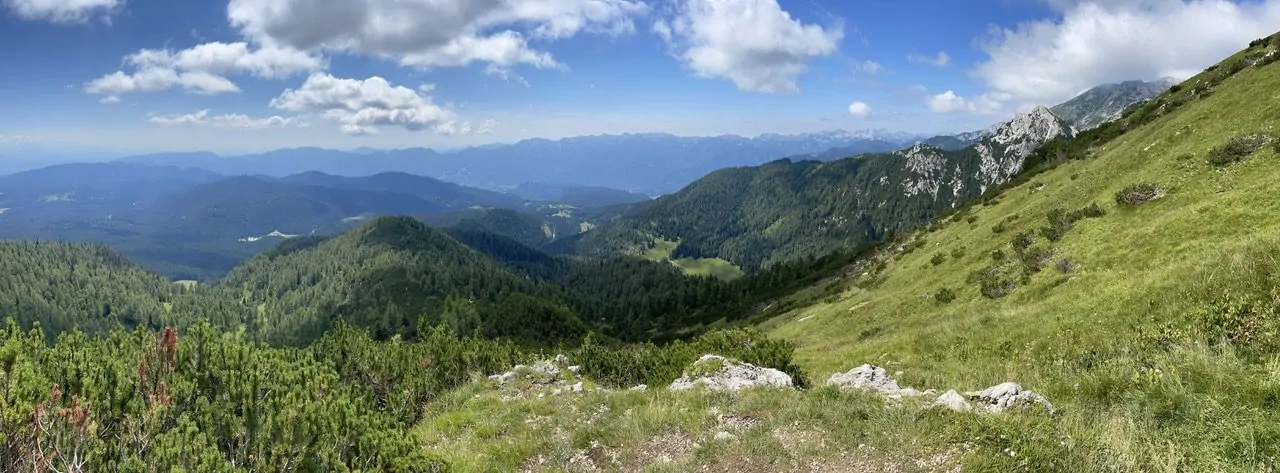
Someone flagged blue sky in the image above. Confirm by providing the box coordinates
[1,0,1278,154]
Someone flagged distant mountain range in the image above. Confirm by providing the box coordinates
[569,106,1076,270]
[115,131,923,195]
[0,164,637,280]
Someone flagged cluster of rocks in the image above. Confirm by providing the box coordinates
[489,355,1052,415]
[668,355,794,392]
[827,364,1054,415]
[488,354,597,397]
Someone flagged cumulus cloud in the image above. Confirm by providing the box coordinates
[270,72,465,136]
[908,51,950,67]
[226,0,647,71]
[974,0,1280,107]
[926,90,1006,115]
[3,0,121,23]
[653,0,843,93]
[847,101,871,117]
[84,42,324,96]
[149,110,300,128]
[927,91,965,113]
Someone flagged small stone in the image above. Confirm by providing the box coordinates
[571,382,584,393]
[488,371,517,385]
[568,365,582,373]
[934,390,972,412]
[826,364,925,398]
[968,382,1054,414]
[629,384,648,391]
[555,354,569,365]
[714,431,737,441]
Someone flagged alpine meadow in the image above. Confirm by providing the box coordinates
[2,0,1280,471]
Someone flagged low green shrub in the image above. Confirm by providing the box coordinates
[1209,135,1269,166]
[1056,258,1077,273]
[991,249,1007,262]
[1011,231,1036,255]
[1115,183,1164,206]
[992,222,1007,234]
[934,288,956,304]
[931,253,947,266]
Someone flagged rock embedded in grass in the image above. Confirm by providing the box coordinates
[668,354,794,391]
[826,364,929,398]
[934,390,972,412]
[967,382,1055,414]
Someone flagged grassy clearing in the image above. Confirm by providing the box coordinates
[764,43,1280,470]
[644,238,746,281]
[417,380,984,472]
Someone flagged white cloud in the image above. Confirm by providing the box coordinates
[98,95,121,104]
[86,69,241,95]
[927,91,966,113]
[148,110,300,128]
[212,114,300,128]
[84,42,323,96]
[226,0,646,71]
[270,72,465,136]
[0,133,38,143]
[149,110,212,125]
[908,51,950,67]
[847,101,871,117]
[974,0,1280,106]
[653,0,843,94]
[856,60,883,74]
[3,0,120,23]
[926,90,1006,115]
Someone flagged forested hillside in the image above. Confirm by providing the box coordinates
[574,107,1074,271]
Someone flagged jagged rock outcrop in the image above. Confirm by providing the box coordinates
[669,355,794,392]
[827,364,930,398]
[972,106,1075,194]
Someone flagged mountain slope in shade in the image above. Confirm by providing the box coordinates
[573,106,1075,271]
[1051,78,1177,130]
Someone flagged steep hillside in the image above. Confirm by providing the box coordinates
[756,33,1280,470]
[576,107,1074,271]
[1052,78,1177,130]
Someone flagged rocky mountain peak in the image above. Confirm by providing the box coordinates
[990,106,1074,155]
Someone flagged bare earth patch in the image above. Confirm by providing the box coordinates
[628,430,698,469]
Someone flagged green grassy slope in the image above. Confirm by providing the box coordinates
[759,35,1280,469]
[398,37,1280,473]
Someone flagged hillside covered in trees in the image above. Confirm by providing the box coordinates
[571,106,1074,271]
